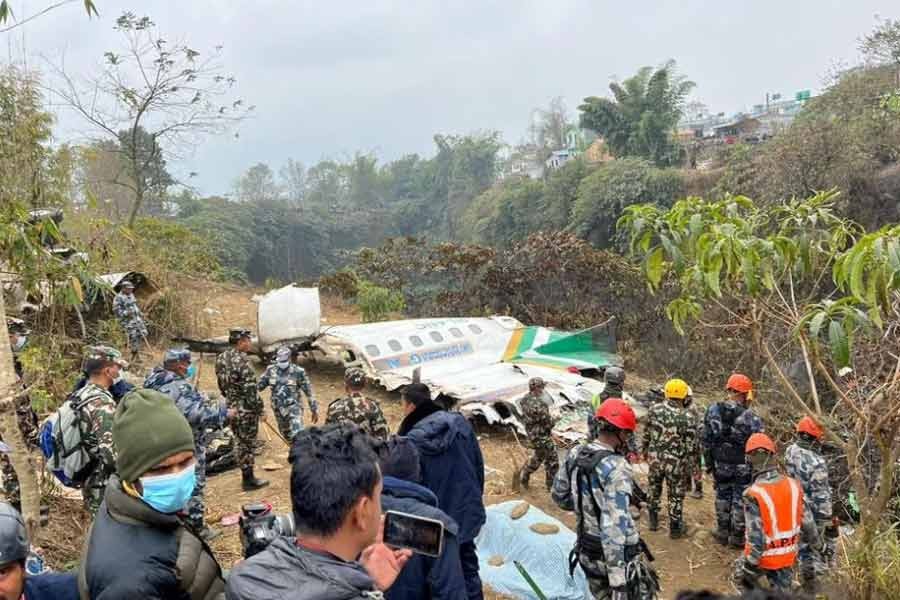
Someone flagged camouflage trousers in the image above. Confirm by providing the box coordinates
[185,444,207,531]
[1,455,19,506]
[798,521,829,577]
[522,440,559,489]
[235,409,261,470]
[123,319,147,352]
[273,401,303,444]
[82,469,111,516]
[714,479,748,539]
[579,555,613,600]
[648,459,687,526]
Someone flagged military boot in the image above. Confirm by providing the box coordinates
[519,470,530,490]
[728,534,744,549]
[200,526,221,542]
[712,527,730,546]
[241,467,270,491]
[669,521,691,539]
[691,480,703,499]
[648,511,659,532]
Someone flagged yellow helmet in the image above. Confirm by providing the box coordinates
[664,378,689,400]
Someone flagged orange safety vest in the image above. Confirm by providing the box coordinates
[743,476,803,570]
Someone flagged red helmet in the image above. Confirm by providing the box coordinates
[796,416,824,440]
[726,373,753,395]
[595,398,637,432]
[745,432,776,454]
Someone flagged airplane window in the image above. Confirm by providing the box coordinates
[388,339,402,352]
[449,327,464,338]
[468,324,483,335]
[429,331,444,342]
[365,344,381,357]
[409,335,424,347]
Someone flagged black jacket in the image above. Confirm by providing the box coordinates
[381,476,466,600]
[79,475,225,600]
[226,537,379,600]
[398,402,485,543]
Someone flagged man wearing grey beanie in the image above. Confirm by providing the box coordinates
[79,389,225,600]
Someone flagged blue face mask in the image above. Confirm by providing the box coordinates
[140,464,197,514]
[186,364,197,379]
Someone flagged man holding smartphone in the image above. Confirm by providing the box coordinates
[226,425,412,599]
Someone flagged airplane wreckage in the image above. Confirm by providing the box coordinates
[179,284,643,443]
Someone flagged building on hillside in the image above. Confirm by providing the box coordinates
[545,149,574,170]
[713,116,762,143]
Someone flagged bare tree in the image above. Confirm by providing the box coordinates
[47,12,252,227]
[530,96,571,158]
[279,158,307,210]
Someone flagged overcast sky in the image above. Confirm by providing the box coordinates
[8,0,898,195]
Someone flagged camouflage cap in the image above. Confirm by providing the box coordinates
[228,328,252,344]
[120,281,135,289]
[163,348,191,364]
[344,368,366,388]
[5,318,29,335]
[85,345,128,368]
[276,346,292,362]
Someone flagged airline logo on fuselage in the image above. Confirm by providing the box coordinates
[372,341,474,370]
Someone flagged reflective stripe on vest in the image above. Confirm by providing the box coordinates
[744,476,802,570]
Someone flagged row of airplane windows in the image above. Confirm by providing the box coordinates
[365,323,484,358]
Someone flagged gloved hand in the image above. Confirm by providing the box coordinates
[740,561,761,591]
[610,586,629,600]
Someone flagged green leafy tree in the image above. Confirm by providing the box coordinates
[579,60,694,166]
[234,162,280,204]
[570,158,683,248]
[620,193,900,598]
[49,11,251,226]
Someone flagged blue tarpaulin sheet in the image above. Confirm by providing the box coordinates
[476,501,590,599]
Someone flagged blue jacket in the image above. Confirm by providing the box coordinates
[398,404,485,543]
[25,573,79,600]
[381,476,467,600]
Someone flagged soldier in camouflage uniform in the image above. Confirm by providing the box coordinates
[257,346,318,444]
[145,348,235,539]
[112,281,148,364]
[518,378,559,491]
[683,387,704,500]
[215,329,269,491]
[325,368,389,441]
[76,345,127,515]
[553,399,657,600]
[643,378,695,538]
[785,416,833,593]
[703,373,764,548]
[739,433,821,593]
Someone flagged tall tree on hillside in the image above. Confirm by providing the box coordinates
[579,60,694,166]
[234,163,280,203]
[860,16,900,67]
[48,11,251,227]
[279,158,307,210]
[530,96,571,158]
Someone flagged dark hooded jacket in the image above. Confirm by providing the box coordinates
[381,476,466,600]
[25,573,79,600]
[79,475,225,600]
[225,537,380,600]
[397,403,485,543]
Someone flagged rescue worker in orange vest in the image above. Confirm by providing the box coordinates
[739,433,822,592]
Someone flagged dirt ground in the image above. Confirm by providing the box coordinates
[36,284,737,598]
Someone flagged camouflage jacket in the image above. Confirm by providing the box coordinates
[144,367,227,445]
[785,439,833,523]
[642,399,695,463]
[520,391,554,445]
[703,400,764,480]
[112,292,144,324]
[75,383,117,481]
[257,364,317,414]
[215,348,261,413]
[325,392,389,441]
[743,469,821,568]
[552,441,638,588]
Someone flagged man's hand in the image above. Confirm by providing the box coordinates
[361,517,412,591]
[226,408,238,421]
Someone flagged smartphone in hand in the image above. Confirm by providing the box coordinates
[382,510,445,558]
